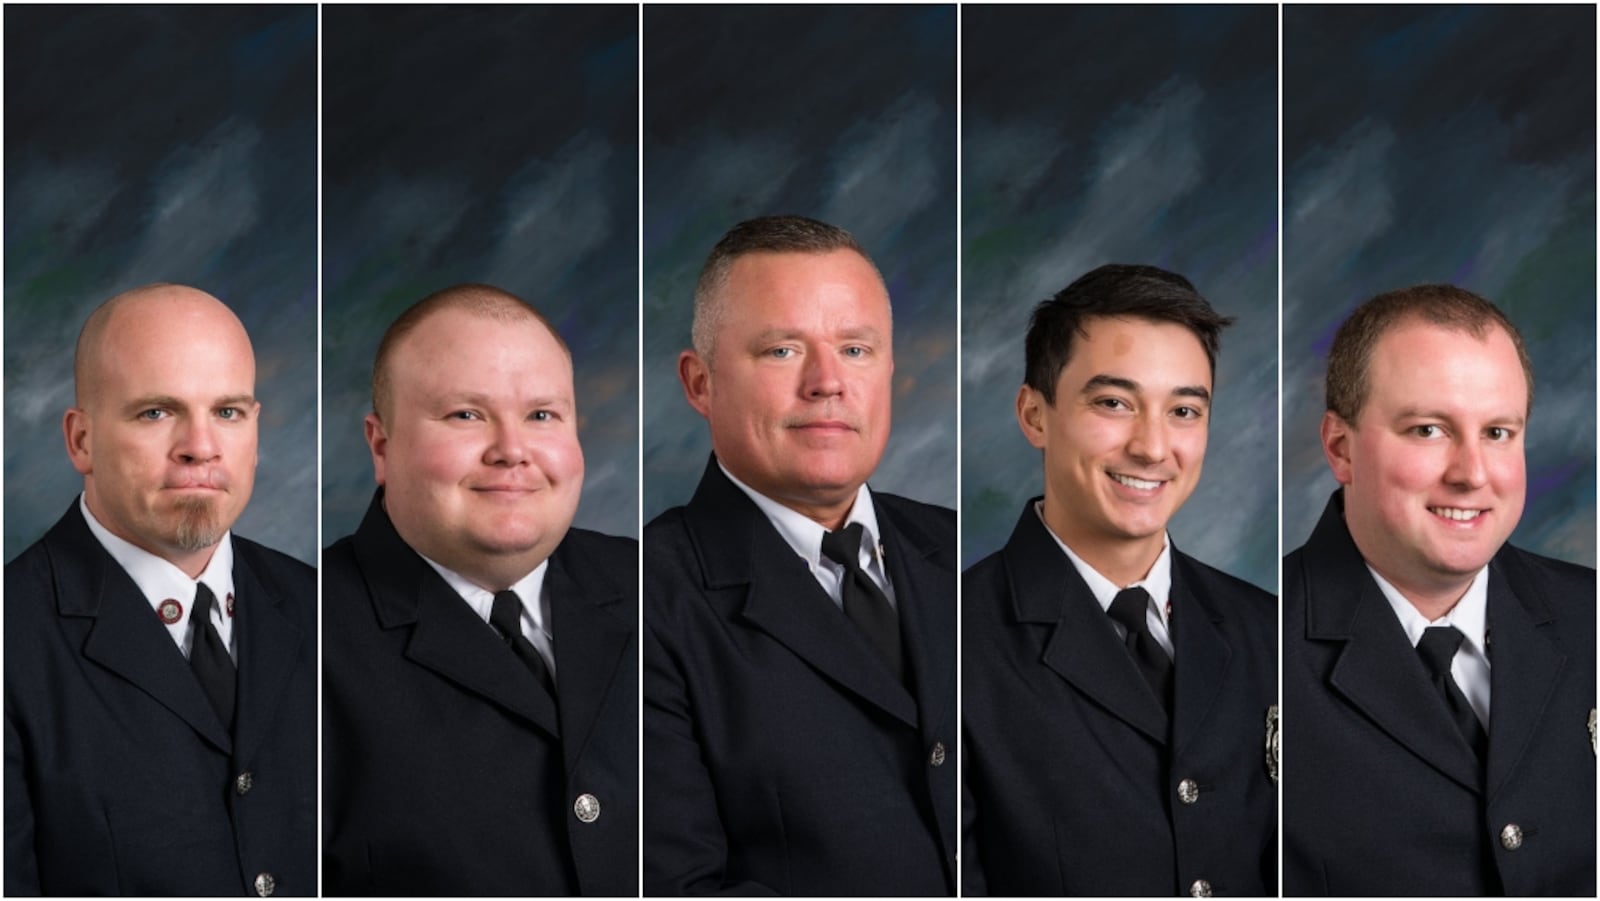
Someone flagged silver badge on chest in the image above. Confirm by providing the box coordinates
[1588,708,1595,758]
[1266,704,1281,785]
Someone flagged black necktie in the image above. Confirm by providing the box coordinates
[1107,586,1173,713]
[189,583,236,730]
[1416,626,1488,761]
[820,523,903,682]
[491,590,554,694]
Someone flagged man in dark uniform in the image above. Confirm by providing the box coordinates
[1284,284,1596,896]
[321,285,637,896]
[643,216,957,895]
[5,285,316,896]
[963,265,1277,897]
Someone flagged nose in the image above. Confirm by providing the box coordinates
[172,416,221,464]
[483,419,531,466]
[1125,409,1169,464]
[1444,437,1489,489]
[801,349,844,400]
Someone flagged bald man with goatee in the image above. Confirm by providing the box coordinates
[5,285,316,897]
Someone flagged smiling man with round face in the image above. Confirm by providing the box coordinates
[6,284,316,896]
[644,215,957,896]
[322,283,638,897]
[963,264,1277,897]
[1284,284,1595,897]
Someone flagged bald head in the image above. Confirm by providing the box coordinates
[371,283,570,423]
[75,284,256,408]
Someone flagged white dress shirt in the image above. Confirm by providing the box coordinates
[1034,501,1175,659]
[80,493,237,662]
[721,462,897,611]
[421,555,557,682]
[1369,564,1491,726]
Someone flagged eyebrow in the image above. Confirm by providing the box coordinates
[748,326,885,344]
[121,394,256,414]
[1395,407,1526,428]
[437,392,573,409]
[1080,374,1212,403]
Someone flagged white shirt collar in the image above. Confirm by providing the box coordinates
[1033,500,1173,623]
[79,493,236,656]
[1367,564,1490,656]
[418,555,552,646]
[720,461,885,571]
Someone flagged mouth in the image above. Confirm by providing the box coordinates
[1429,506,1486,523]
[790,419,856,431]
[1108,472,1167,492]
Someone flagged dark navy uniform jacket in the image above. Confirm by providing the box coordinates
[1284,491,1596,896]
[963,500,1277,897]
[5,502,316,896]
[643,457,957,896]
[322,491,638,896]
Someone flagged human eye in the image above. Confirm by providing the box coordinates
[216,407,247,421]
[445,410,482,422]
[1172,404,1206,421]
[1094,396,1131,412]
[136,408,169,422]
[766,346,796,360]
[1485,425,1515,441]
[1407,424,1443,439]
[842,344,869,359]
[530,409,555,422]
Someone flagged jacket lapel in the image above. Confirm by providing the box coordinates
[354,492,560,739]
[1304,493,1481,793]
[547,547,632,772]
[878,495,955,740]
[1483,554,1565,800]
[1003,502,1168,745]
[687,460,918,729]
[1169,553,1233,757]
[51,504,233,753]
[231,549,306,764]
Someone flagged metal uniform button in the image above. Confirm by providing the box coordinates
[1500,823,1523,850]
[254,872,276,897]
[574,793,600,823]
[1177,778,1200,804]
[929,741,946,767]
[235,771,254,795]
[1189,878,1212,897]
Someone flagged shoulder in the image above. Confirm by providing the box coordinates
[555,527,638,597]
[234,536,315,593]
[875,492,956,535]
[1496,543,1596,625]
[1176,548,1277,631]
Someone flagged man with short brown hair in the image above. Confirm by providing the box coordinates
[322,283,637,896]
[1284,284,1595,895]
[6,284,316,896]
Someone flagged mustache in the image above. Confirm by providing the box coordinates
[782,412,863,431]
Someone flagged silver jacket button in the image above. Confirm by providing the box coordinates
[574,793,601,823]
[254,872,276,897]
[1190,878,1213,897]
[1500,823,1524,850]
[929,741,946,767]
[1177,778,1199,804]
[235,771,254,795]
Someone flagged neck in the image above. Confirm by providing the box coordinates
[1371,566,1471,623]
[1041,498,1164,587]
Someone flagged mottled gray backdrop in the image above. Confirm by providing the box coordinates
[321,5,639,541]
[4,6,317,564]
[1284,6,1596,565]
[642,5,957,520]
[962,6,1279,591]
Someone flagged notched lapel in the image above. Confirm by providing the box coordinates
[1004,506,1168,745]
[878,497,955,740]
[687,461,917,729]
[548,551,631,772]
[1169,556,1232,757]
[231,552,306,764]
[1483,560,1565,800]
[49,509,233,754]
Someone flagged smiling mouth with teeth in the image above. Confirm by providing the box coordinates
[1110,473,1164,490]
[1429,507,1484,522]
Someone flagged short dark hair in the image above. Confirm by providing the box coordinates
[1024,264,1234,404]
[692,215,885,358]
[1325,283,1534,423]
[371,283,566,421]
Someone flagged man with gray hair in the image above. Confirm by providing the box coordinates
[5,284,316,896]
[643,215,957,895]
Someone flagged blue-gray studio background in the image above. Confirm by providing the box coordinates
[1284,5,1596,565]
[321,5,639,542]
[4,5,317,565]
[961,6,1279,592]
[642,5,957,520]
